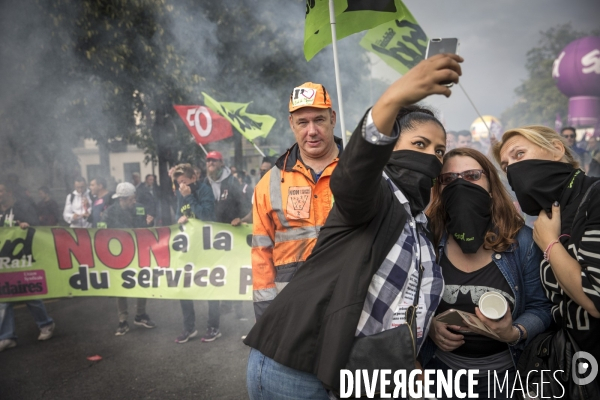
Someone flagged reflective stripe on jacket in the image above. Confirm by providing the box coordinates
[252,144,339,319]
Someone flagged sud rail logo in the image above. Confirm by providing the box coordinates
[339,353,598,399]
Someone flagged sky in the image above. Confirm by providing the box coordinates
[365,0,600,131]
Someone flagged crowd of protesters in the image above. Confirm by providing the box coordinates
[0,151,275,351]
[1,53,599,400]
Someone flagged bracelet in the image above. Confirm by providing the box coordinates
[543,234,570,262]
[507,323,524,346]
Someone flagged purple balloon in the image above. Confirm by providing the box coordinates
[553,36,600,97]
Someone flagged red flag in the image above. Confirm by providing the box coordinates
[173,105,233,145]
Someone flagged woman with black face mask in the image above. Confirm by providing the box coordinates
[423,148,552,399]
[494,126,600,370]
[244,54,463,399]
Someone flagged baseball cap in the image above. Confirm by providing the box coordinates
[206,151,223,160]
[289,82,332,113]
[112,182,136,199]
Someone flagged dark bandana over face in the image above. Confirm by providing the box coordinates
[385,150,442,215]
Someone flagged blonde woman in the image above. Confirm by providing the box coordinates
[493,125,600,366]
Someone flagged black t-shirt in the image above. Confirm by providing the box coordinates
[542,173,600,362]
[436,252,515,358]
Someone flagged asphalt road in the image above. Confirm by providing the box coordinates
[0,297,255,400]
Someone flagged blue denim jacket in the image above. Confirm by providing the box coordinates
[420,225,553,367]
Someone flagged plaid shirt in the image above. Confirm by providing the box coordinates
[355,113,444,353]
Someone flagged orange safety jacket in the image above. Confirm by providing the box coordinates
[252,140,341,318]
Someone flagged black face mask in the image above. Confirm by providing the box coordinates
[385,150,442,215]
[442,179,492,254]
[506,160,575,216]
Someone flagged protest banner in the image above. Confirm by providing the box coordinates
[304,0,406,61]
[359,3,427,75]
[0,220,253,302]
[173,105,233,145]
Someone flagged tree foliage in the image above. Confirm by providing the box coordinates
[501,23,600,129]
[1,0,378,194]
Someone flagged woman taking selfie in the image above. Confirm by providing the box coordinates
[424,148,552,399]
[244,54,463,399]
[493,126,600,367]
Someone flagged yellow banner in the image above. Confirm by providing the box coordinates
[0,220,253,302]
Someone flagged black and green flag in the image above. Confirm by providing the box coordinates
[304,0,406,61]
[202,92,276,140]
[359,2,427,75]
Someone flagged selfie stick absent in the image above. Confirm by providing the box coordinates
[328,0,348,147]
[458,83,492,139]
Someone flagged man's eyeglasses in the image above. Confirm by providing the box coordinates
[206,158,221,163]
[437,169,486,185]
[562,134,576,139]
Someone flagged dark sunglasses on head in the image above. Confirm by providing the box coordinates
[562,134,576,139]
[206,158,221,163]
[437,169,485,185]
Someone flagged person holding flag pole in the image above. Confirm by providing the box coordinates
[244,53,463,399]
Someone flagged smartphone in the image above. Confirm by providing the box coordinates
[425,38,460,58]
[425,38,460,86]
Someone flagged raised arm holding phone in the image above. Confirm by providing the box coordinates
[244,53,463,399]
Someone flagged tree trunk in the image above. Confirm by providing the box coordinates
[98,139,111,179]
[234,132,243,170]
[157,151,173,226]
[153,105,176,226]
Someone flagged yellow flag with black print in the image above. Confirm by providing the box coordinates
[304,0,406,61]
[202,92,276,140]
[359,2,427,75]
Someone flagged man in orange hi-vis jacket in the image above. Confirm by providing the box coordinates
[251,82,342,319]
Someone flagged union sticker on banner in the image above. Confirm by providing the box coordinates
[286,186,312,220]
[290,87,316,108]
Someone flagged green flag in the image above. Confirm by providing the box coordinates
[202,92,276,140]
[304,0,406,61]
[359,3,427,75]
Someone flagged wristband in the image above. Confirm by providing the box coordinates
[543,234,570,262]
[507,323,524,346]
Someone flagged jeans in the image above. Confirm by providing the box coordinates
[208,300,220,329]
[0,301,54,340]
[180,301,220,331]
[180,300,195,332]
[116,297,147,322]
[425,356,516,400]
[247,348,329,400]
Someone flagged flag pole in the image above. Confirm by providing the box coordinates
[250,140,266,157]
[197,142,209,156]
[328,0,348,146]
[458,83,491,138]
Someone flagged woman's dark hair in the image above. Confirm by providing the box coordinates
[396,105,446,136]
[427,148,524,253]
[39,186,51,195]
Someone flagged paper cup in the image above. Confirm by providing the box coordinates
[478,292,508,320]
